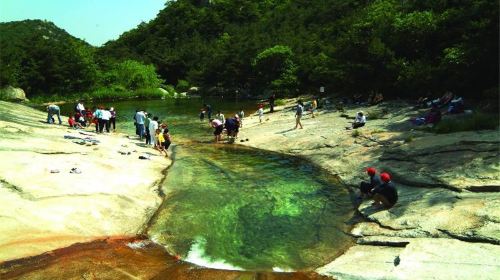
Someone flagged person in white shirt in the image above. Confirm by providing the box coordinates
[76,101,85,115]
[258,105,264,123]
[134,110,146,140]
[351,111,366,129]
[100,108,112,133]
[215,110,225,125]
[149,116,159,147]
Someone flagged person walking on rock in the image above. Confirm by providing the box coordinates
[149,116,159,147]
[46,104,62,124]
[295,100,304,129]
[371,172,398,208]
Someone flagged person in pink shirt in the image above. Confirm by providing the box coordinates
[210,118,224,142]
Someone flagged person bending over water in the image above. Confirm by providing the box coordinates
[371,172,398,208]
[210,118,224,142]
[358,167,382,199]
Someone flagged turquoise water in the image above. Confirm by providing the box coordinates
[56,98,353,271]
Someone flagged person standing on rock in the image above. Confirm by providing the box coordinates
[75,100,85,116]
[101,107,111,133]
[269,94,276,113]
[134,110,146,140]
[110,107,116,131]
[311,97,318,118]
[371,172,398,208]
[46,104,62,125]
[149,116,159,147]
[258,104,264,123]
[295,100,304,129]
[358,167,382,199]
[94,106,103,133]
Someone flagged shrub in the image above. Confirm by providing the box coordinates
[432,112,499,134]
[351,129,361,137]
[366,109,387,120]
[275,98,287,106]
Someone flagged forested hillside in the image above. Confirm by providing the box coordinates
[99,0,498,99]
[0,20,163,98]
[1,0,498,99]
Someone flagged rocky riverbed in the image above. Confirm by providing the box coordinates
[238,99,500,279]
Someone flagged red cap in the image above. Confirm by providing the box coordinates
[380,172,391,182]
[366,167,376,176]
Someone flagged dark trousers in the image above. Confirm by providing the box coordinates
[145,128,151,145]
[104,120,110,132]
[96,119,102,133]
[98,119,106,133]
[353,122,365,129]
[359,182,372,194]
[110,118,116,130]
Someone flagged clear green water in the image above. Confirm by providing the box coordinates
[54,98,354,271]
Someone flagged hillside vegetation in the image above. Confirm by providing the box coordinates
[0,1,498,100]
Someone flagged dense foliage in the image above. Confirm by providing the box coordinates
[1,1,498,100]
[0,20,163,99]
[100,0,498,99]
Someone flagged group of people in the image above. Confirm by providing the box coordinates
[133,109,171,157]
[412,92,466,126]
[358,167,398,208]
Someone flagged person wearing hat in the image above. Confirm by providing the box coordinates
[371,172,398,208]
[358,167,382,199]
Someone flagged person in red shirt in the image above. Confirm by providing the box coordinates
[68,115,83,129]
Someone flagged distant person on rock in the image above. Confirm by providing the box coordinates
[269,94,276,113]
[100,107,111,133]
[371,172,398,208]
[358,167,382,199]
[258,104,264,123]
[94,106,103,133]
[295,100,304,129]
[238,109,244,127]
[311,97,318,118]
[46,104,62,125]
[144,112,151,145]
[110,107,116,131]
[210,118,224,142]
[134,109,146,140]
[347,111,366,130]
[225,115,241,142]
[75,100,85,115]
[149,116,159,147]
[204,104,212,120]
[215,110,226,125]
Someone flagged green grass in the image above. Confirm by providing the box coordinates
[431,112,499,134]
[275,98,287,106]
[351,129,361,137]
[366,109,388,120]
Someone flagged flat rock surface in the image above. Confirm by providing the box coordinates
[0,101,170,261]
[238,99,500,279]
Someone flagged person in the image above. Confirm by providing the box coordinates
[144,112,151,145]
[311,97,318,118]
[215,110,225,125]
[160,128,172,157]
[94,106,103,133]
[149,116,159,147]
[47,104,62,124]
[134,110,146,140]
[411,105,441,126]
[371,172,398,208]
[447,97,464,114]
[349,111,366,129]
[358,167,382,199]
[75,100,85,115]
[204,104,212,120]
[110,107,116,131]
[84,108,93,127]
[199,108,205,122]
[295,100,304,129]
[68,115,83,129]
[210,118,224,142]
[269,94,276,113]
[258,104,264,123]
[74,111,86,127]
[225,115,240,142]
[101,107,111,133]
[238,109,244,127]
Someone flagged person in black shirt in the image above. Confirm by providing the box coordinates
[372,172,398,208]
[359,167,382,199]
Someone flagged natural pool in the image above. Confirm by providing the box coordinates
[54,98,354,271]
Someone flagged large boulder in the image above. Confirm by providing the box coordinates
[0,86,28,101]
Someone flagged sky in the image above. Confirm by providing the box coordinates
[0,0,167,46]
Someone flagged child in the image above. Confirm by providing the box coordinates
[155,128,163,151]
[258,104,264,123]
[68,115,83,129]
[161,128,172,157]
[238,109,245,127]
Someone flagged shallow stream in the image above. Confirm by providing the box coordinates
[56,98,354,271]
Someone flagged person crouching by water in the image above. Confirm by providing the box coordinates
[210,118,224,142]
[358,167,382,199]
[371,172,398,209]
[47,104,62,125]
[225,115,240,143]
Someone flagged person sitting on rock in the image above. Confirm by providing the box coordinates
[68,115,83,129]
[446,97,465,114]
[346,111,366,129]
[358,167,382,199]
[410,105,442,126]
[371,172,398,208]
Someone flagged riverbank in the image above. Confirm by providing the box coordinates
[0,101,170,261]
[238,98,500,279]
